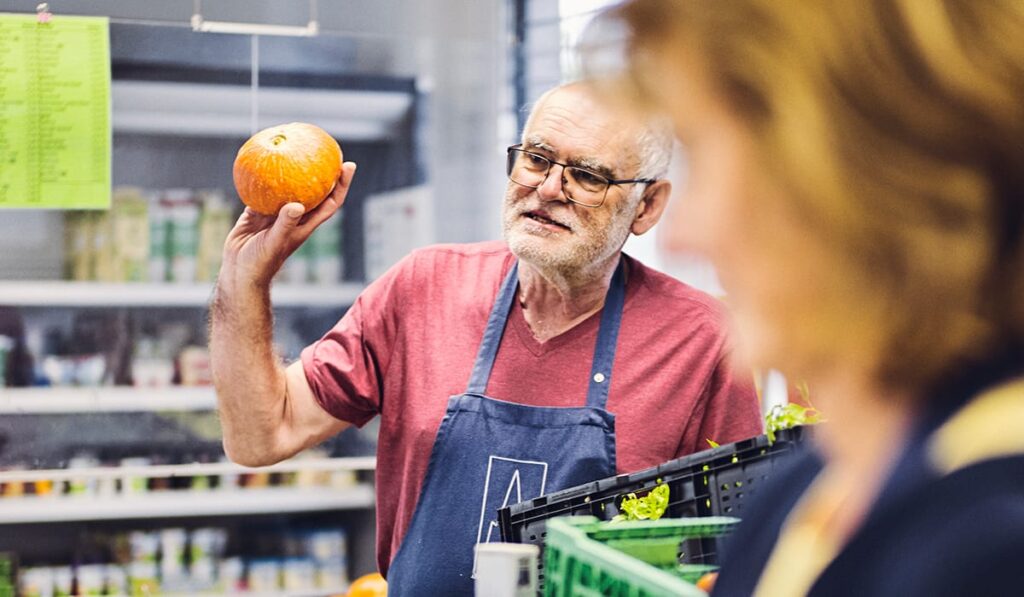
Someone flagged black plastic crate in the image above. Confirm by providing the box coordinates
[497,427,807,587]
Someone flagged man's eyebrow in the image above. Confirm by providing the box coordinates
[569,156,614,179]
[523,136,615,178]
[523,137,556,154]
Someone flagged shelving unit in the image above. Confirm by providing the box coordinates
[0,386,217,413]
[0,281,365,308]
[0,457,376,524]
[0,20,416,588]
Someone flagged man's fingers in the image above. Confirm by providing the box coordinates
[265,202,307,248]
[299,194,342,231]
[297,163,356,230]
[336,162,357,197]
[326,162,357,207]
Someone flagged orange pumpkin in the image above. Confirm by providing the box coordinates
[346,572,387,597]
[232,122,343,216]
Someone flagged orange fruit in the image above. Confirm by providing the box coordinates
[233,122,343,215]
[696,571,718,593]
[346,572,387,597]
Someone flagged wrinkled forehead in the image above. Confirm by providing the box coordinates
[522,87,643,174]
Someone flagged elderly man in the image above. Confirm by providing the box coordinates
[210,83,762,595]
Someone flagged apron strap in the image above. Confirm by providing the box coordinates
[585,257,626,409]
[465,261,520,395]
[465,257,628,407]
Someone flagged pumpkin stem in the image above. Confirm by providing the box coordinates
[271,134,287,146]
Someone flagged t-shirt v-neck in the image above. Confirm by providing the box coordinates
[507,296,605,357]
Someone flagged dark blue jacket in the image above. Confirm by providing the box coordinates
[713,370,1024,596]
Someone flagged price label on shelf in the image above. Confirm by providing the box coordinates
[0,12,110,209]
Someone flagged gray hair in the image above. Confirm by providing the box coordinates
[634,116,672,180]
[523,83,672,185]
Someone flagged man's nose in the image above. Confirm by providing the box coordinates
[536,164,570,202]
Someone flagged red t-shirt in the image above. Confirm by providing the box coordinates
[301,241,762,575]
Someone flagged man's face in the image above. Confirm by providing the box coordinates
[502,87,646,275]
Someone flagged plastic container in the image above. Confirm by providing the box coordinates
[196,189,233,283]
[128,531,159,563]
[306,529,347,563]
[21,567,53,597]
[64,211,92,281]
[248,559,282,592]
[474,543,538,597]
[52,567,72,597]
[159,528,188,587]
[217,456,241,491]
[499,428,807,587]
[316,560,346,591]
[66,454,100,497]
[148,198,169,282]
[306,529,348,588]
[217,557,245,594]
[282,558,317,592]
[19,566,54,597]
[76,564,104,596]
[178,345,212,386]
[110,188,150,282]
[119,457,150,495]
[543,516,739,597]
[190,528,226,590]
[165,190,199,284]
[128,561,158,596]
[104,565,127,597]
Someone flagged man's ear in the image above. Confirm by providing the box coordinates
[631,179,672,236]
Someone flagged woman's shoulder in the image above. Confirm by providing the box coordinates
[814,455,1024,596]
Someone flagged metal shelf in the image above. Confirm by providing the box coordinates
[0,281,363,308]
[0,485,375,524]
[0,457,377,482]
[112,80,412,141]
[0,457,377,524]
[0,386,217,414]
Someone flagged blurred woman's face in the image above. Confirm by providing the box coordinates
[651,54,814,373]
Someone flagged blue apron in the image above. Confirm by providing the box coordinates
[386,259,626,596]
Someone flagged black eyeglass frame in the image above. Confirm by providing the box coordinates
[505,144,657,208]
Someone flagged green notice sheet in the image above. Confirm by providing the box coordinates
[0,12,110,209]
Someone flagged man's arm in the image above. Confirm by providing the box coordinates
[210,163,357,467]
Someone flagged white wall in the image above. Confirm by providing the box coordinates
[398,0,509,244]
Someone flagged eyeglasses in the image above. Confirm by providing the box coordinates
[506,144,656,208]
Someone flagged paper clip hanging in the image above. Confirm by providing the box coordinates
[36,3,52,24]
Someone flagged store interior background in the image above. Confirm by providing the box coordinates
[0,0,747,592]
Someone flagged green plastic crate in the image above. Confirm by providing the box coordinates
[544,516,739,597]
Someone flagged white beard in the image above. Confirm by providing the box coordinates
[501,187,637,276]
